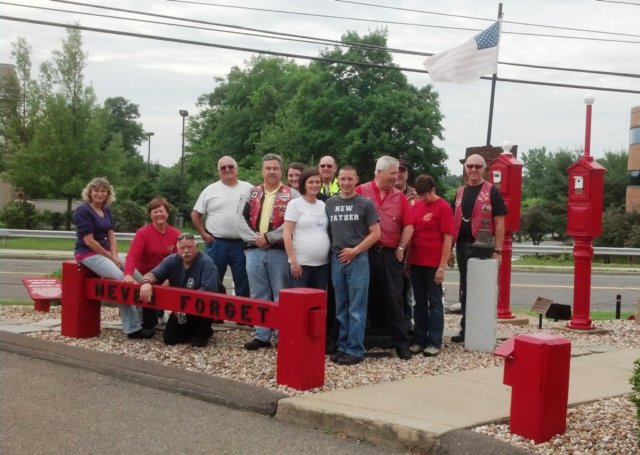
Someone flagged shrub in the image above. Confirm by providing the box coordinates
[630,358,640,445]
[112,199,146,232]
[0,200,37,229]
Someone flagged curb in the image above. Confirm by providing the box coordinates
[0,331,287,416]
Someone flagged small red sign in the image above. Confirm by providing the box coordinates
[22,277,62,300]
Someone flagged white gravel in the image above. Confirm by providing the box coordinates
[2,304,639,454]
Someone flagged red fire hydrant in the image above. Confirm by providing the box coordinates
[494,333,571,443]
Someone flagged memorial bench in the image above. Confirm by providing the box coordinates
[60,260,326,391]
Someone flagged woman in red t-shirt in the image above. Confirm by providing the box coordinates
[407,175,454,357]
[123,197,181,329]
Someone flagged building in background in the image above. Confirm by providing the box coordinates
[627,106,640,213]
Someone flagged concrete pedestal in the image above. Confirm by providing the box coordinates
[465,258,498,352]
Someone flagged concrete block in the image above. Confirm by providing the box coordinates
[465,258,498,352]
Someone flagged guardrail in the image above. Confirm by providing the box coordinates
[1,229,640,256]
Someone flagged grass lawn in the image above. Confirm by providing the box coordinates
[0,237,131,251]
[515,254,639,268]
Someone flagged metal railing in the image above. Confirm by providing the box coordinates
[1,228,640,256]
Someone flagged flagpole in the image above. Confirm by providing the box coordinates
[486,3,503,146]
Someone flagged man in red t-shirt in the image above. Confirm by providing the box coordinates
[356,156,414,360]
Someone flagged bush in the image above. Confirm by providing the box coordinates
[0,200,37,229]
[112,199,146,232]
[630,358,640,445]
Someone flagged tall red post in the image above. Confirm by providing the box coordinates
[566,94,606,330]
[61,261,101,338]
[489,143,523,320]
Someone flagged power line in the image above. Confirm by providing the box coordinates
[336,0,640,39]
[30,1,640,80]
[163,0,640,43]
[5,2,640,80]
[595,0,640,5]
[2,14,639,95]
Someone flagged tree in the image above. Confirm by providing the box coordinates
[260,29,446,180]
[102,97,146,180]
[4,29,128,228]
[597,150,627,209]
[188,29,447,188]
[520,204,551,245]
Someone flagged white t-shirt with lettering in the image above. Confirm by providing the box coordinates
[284,197,330,266]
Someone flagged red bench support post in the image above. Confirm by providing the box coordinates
[276,288,326,390]
[61,260,101,338]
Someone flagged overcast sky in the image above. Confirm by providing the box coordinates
[1,0,639,176]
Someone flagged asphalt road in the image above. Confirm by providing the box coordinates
[1,258,639,312]
[0,351,401,455]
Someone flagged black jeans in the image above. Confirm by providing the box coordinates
[163,313,213,345]
[368,247,410,349]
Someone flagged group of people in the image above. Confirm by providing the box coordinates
[73,152,506,364]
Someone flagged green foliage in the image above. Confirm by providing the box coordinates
[188,29,447,186]
[111,199,146,232]
[597,150,628,209]
[0,200,37,229]
[3,30,143,230]
[630,359,640,444]
[520,204,551,245]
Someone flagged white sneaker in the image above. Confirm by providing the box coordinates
[409,344,426,354]
[423,346,441,357]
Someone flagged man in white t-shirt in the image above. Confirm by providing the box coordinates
[192,155,253,297]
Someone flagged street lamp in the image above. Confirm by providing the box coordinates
[179,110,189,219]
[145,131,154,178]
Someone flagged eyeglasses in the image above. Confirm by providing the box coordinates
[177,233,195,241]
[219,165,235,171]
[465,164,484,170]
[319,164,333,168]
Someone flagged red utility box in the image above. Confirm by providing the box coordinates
[494,333,571,444]
[567,156,606,238]
[489,151,523,232]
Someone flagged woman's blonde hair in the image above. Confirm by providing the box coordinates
[81,177,116,206]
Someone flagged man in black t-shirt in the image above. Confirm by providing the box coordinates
[449,154,507,343]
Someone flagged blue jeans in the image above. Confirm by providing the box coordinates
[205,238,249,297]
[410,265,445,349]
[290,264,329,290]
[79,254,143,335]
[332,252,369,358]
[246,247,289,342]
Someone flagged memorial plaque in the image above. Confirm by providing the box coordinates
[22,277,62,300]
[531,296,553,315]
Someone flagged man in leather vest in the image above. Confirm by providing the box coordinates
[449,154,507,343]
[238,153,300,350]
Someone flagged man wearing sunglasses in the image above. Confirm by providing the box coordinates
[192,156,253,299]
[449,154,507,343]
[139,233,219,347]
[317,155,340,201]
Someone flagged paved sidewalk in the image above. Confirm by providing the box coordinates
[277,349,639,450]
[0,313,637,453]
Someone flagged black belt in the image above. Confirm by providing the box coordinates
[213,236,242,242]
[374,244,395,252]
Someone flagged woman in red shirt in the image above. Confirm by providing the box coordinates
[123,197,181,329]
[407,175,454,357]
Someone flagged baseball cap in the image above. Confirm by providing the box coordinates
[398,159,408,170]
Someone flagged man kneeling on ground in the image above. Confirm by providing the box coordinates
[139,233,219,347]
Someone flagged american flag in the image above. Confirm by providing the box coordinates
[423,21,501,84]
